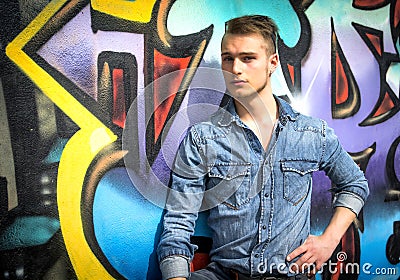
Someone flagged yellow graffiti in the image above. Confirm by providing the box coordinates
[6,0,117,279]
[91,0,157,23]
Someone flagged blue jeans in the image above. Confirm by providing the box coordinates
[189,262,232,280]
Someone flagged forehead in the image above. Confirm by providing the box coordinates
[221,33,267,54]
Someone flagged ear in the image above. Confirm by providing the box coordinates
[269,53,279,74]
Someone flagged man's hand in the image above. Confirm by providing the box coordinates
[286,234,337,275]
[286,207,357,276]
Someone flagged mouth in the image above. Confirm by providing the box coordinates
[230,79,247,86]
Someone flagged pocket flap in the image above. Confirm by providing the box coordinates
[281,160,318,176]
[208,163,251,180]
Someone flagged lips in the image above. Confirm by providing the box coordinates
[230,79,246,85]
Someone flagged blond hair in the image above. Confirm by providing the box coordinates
[224,15,278,54]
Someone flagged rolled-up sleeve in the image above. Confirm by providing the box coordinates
[159,256,190,280]
[332,190,365,215]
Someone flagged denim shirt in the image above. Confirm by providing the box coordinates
[157,96,369,279]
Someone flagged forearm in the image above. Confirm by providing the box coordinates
[321,206,356,247]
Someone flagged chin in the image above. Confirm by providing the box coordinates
[227,87,256,99]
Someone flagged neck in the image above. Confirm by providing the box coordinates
[233,90,278,150]
[234,90,278,125]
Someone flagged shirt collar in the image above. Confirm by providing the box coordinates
[216,95,299,127]
[216,97,242,127]
[276,95,299,124]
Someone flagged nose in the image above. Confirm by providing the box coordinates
[232,59,242,75]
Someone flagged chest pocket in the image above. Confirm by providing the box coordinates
[281,160,318,206]
[207,163,251,209]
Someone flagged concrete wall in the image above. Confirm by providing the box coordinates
[0,0,399,279]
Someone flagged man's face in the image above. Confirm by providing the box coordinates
[221,33,277,99]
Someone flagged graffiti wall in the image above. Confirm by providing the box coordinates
[0,0,399,279]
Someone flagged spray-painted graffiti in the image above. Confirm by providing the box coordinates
[0,0,399,279]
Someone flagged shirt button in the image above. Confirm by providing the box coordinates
[262,225,267,230]
[264,193,269,198]
[255,254,259,258]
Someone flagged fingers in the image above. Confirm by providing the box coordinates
[286,243,307,262]
[288,252,318,274]
[287,235,329,274]
[287,235,315,262]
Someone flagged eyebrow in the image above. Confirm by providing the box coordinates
[221,51,258,56]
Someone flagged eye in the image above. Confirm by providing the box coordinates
[222,56,233,62]
[243,56,255,61]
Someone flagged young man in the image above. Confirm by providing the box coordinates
[157,15,369,280]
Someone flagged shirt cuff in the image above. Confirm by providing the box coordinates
[332,191,365,216]
[160,255,190,280]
